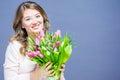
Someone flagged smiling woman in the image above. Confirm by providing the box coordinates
[3,1,65,80]
[22,9,44,38]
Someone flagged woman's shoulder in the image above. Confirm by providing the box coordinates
[8,40,21,47]
[6,40,21,54]
[5,40,23,59]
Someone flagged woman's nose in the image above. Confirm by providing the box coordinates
[32,18,38,24]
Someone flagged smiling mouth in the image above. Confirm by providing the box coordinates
[32,26,39,29]
[32,23,40,29]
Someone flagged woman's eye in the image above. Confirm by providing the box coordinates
[36,15,40,18]
[25,18,31,21]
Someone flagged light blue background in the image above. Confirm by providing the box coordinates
[0,0,120,80]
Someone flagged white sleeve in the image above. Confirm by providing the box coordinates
[3,42,30,80]
[60,73,65,80]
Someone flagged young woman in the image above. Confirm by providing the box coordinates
[4,1,65,80]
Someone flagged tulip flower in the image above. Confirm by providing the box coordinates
[35,37,40,45]
[54,47,57,52]
[35,51,44,58]
[40,29,45,37]
[55,41,60,47]
[55,29,61,37]
[53,30,61,40]
[28,52,35,58]
[53,41,60,49]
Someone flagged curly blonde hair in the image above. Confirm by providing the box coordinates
[10,1,50,56]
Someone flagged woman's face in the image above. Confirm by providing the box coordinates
[22,9,44,37]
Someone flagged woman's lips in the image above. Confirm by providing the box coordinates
[32,23,40,29]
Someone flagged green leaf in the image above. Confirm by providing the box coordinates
[27,36,34,46]
[53,51,59,62]
[63,44,72,63]
[27,37,35,51]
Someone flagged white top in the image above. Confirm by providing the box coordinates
[3,41,65,80]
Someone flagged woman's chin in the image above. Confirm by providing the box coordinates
[32,29,41,33]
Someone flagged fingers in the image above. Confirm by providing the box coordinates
[44,62,53,70]
[59,64,65,72]
[35,62,65,77]
[59,69,64,72]
[44,62,57,76]
[61,64,65,68]
[48,70,56,76]
[44,62,51,66]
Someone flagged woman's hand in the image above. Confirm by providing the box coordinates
[30,62,55,80]
[59,64,65,72]
[59,64,66,80]
[41,62,56,77]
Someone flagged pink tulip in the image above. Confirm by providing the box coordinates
[53,41,60,51]
[53,35,56,40]
[34,51,44,58]
[54,47,57,52]
[55,41,60,47]
[53,29,61,40]
[28,51,44,58]
[34,45,38,50]
[28,52,35,58]
[37,35,41,39]
[40,29,45,37]
[35,37,40,45]
[55,29,61,37]
[36,30,45,42]
[38,53,44,58]
[53,41,60,48]
[34,51,40,56]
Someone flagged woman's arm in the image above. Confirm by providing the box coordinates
[59,73,65,80]
[3,42,30,80]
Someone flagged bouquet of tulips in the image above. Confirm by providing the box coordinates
[27,29,72,80]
